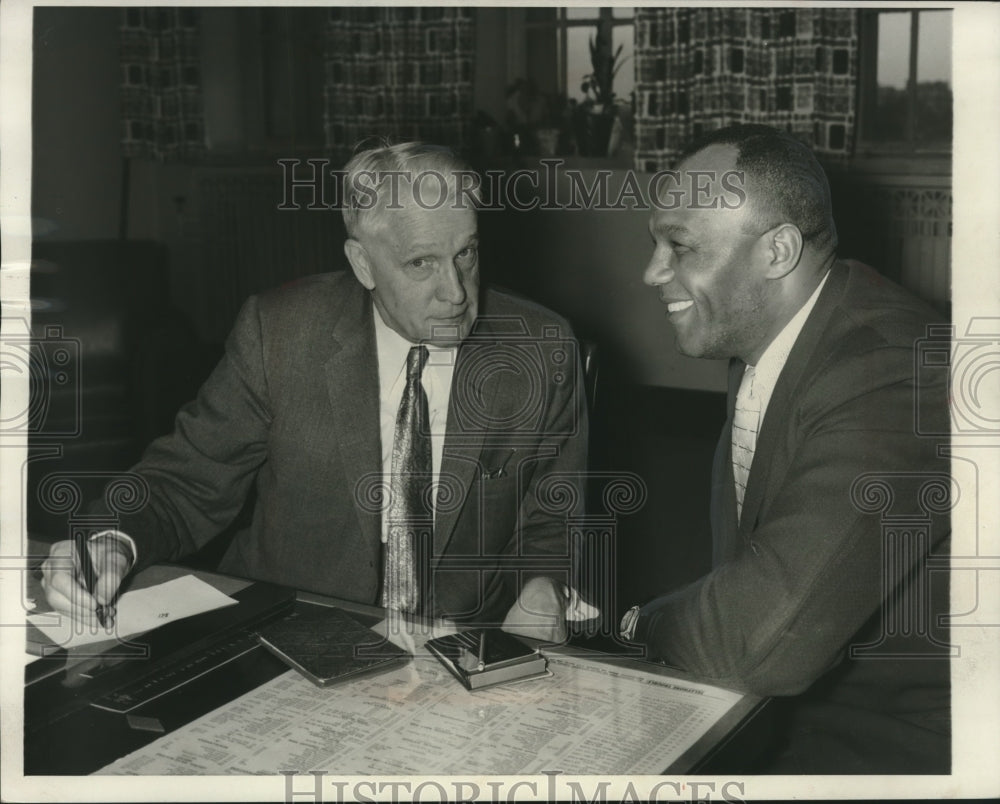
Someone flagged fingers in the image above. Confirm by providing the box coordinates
[565,587,600,622]
[40,538,127,625]
[40,540,97,624]
[502,578,568,643]
[93,541,129,607]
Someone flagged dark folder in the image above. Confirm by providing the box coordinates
[256,606,409,687]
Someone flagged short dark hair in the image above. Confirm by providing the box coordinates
[677,124,837,253]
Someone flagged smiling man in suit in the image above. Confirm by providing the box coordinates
[42,142,594,639]
[620,124,951,773]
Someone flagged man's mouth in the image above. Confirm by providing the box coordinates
[434,308,468,322]
[666,300,694,314]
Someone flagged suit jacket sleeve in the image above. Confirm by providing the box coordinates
[113,295,272,570]
[632,329,948,697]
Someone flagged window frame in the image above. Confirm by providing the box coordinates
[524,7,634,101]
[854,8,952,160]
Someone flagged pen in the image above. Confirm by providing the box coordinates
[476,630,486,672]
[74,532,108,628]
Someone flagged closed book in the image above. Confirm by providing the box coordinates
[425,629,550,691]
[256,606,408,688]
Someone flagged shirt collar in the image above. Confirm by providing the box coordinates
[751,270,831,393]
[371,301,456,389]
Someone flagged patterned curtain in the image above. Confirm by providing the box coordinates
[323,7,475,158]
[119,8,205,161]
[634,8,857,171]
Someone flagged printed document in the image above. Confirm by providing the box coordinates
[97,651,743,775]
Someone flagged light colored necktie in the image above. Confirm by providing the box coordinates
[731,365,760,523]
[381,345,431,613]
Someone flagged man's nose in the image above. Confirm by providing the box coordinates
[437,263,467,305]
[643,250,674,287]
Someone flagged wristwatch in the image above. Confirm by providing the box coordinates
[619,605,641,641]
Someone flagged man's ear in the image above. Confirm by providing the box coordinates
[761,223,803,279]
[344,238,375,290]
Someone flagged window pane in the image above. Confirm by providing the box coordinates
[567,24,634,106]
[612,7,634,20]
[568,26,594,101]
[614,23,635,104]
[915,10,952,143]
[566,7,600,21]
[917,11,951,85]
[869,12,911,142]
[877,12,910,90]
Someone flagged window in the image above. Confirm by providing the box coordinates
[857,9,952,154]
[524,7,635,106]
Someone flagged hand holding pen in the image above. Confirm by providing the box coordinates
[40,535,132,626]
[74,532,110,627]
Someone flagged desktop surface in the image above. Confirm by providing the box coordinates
[23,565,769,775]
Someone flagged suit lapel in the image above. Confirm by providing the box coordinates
[738,264,847,535]
[324,287,382,551]
[432,319,501,563]
[711,358,743,565]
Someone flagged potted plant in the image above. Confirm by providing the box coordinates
[505,79,571,156]
[536,92,571,156]
[575,17,629,157]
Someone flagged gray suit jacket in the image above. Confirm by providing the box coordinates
[117,272,587,622]
[633,261,951,772]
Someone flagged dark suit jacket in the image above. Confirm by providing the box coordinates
[632,261,951,773]
[116,271,587,623]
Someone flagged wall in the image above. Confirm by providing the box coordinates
[29,7,950,393]
[480,167,730,391]
[32,7,123,241]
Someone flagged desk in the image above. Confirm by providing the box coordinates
[24,565,769,775]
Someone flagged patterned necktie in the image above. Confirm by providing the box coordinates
[731,365,760,524]
[381,345,432,613]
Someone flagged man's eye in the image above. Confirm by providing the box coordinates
[671,242,690,254]
[410,258,429,270]
[457,247,478,265]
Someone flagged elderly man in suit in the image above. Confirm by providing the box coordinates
[42,142,594,638]
[620,124,951,773]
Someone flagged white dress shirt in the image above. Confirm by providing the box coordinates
[745,270,830,427]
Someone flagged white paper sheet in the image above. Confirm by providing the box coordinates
[97,649,743,775]
[27,574,238,652]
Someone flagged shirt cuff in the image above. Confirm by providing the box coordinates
[619,605,641,641]
[89,530,137,570]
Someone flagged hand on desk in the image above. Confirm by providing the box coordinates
[502,577,599,643]
[40,537,132,626]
